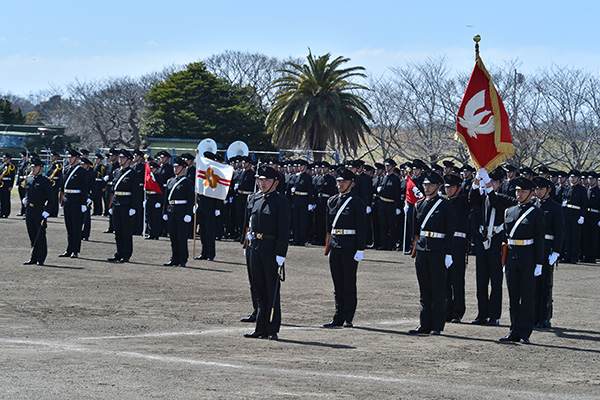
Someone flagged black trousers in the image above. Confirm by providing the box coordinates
[505,255,536,340]
[48,185,59,217]
[581,216,600,262]
[447,238,467,320]
[0,186,11,217]
[113,205,133,259]
[18,185,27,215]
[91,185,104,215]
[168,213,190,264]
[328,247,358,323]
[245,249,258,316]
[371,203,381,248]
[313,200,327,245]
[146,195,163,239]
[82,207,91,239]
[248,247,281,336]
[292,198,309,244]
[535,249,554,326]
[26,208,47,263]
[235,194,249,238]
[198,206,216,259]
[474,235,503,320]
[563,216,581,263]
[64,202,83,254]
[415,250,447,332]
[378,201,397,250]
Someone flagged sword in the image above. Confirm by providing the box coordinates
[30,218,47,259]
[269,263,285,323]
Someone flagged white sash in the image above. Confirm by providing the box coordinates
[420,198,443,231]
[63,165,81,189]
[113,168,132,191]
[168,176,188,201]
[332,196,353,230]
[508,205,536,239]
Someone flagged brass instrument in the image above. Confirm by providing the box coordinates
[20,172,34,189]
[48,162,63,186]
[96,165,105,180]
[0,164,15,188]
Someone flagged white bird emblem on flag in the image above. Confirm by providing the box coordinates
[458,89,496,138]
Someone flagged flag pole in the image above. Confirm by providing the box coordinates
[474,34,481,60]
[142,155,149,238]
[402,200,407,253]
[192,149,199,258]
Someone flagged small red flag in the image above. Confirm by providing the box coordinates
[456,57,514,171]
[406,175,423,205]
[144,162,162,194]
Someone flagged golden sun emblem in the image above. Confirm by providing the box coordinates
[204,167,220,189]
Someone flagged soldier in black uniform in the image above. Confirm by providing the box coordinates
[156,151,175,237]
[371,162,385,249]
[162,157,194,267]
[290,159,314,246]
[532,176,564,328]
[22,157,56,265]
[408,171,456,335]
[581,171,600,263]
[144,160,164,240]
[46,151,63,217]
[561,170,587,264]
[80,158,94,241]
[469,167,515,326]
[91,153,106,216]
[131,150,147,236]
[59,149,89,258]
[501,164,518,195]
[16,151,30,216]
[0,153,16,217]
[243,166,291,340]
[444,174,471,323]
[195,152,220,261]
[107,150,140,263]
[500,177,545,344]
[322,168,367,328]
[312,161,337,245]
[376,159,403,250]
[102,149,120,232]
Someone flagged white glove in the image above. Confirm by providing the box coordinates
[597,220,600,228]
[534,265,543,277]
[103,175,109,182]
[404,205,409,214]
[229,197,234,203]
[81,205,87,213]
[366,206,372,214]
[108,207,113,215]
[548,252,559,265]
[445,254,453,268]
[192,204,197,213]
[562,200,567,207]
[162,214,168,221]
[128,208,136,216]
[86,198,92,206]
[276,256,285,266]
[223,198,228,204]
[478,168,491,184]
[485,185,493,194]
[243,248,246,256]
[42,211,50,219]
[183,214,192,223]
[377,187,382,193]
[308,204,315,211]
[354,250,364,261]
[577,216,584,225]
[155,202,161,208]
[60,205,64,211]
[395,208,401,215]
[22,198,28,205]
[215,209,221,217]
[143,200,147,207]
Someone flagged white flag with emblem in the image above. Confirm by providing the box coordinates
[195,155,234,200]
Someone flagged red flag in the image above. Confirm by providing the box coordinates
[144,162,162,194]
[406,175,423,205]
[456,57,514,171]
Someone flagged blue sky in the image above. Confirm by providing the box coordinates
[2,0,599,97]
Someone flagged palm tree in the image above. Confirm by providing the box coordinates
[266,52,372,160]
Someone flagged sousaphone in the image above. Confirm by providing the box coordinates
[197,138,218,157]
[226,141,249,160]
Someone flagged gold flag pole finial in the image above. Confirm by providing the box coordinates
[473,34,481,60]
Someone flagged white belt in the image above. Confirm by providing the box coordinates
[331,229,356,235]
[420,230,446,239]
[146,190,160,195]
[318,193,331,198]
[379,196,395,203]
[95,178,103,182]
[587,208,600,214]
[480,225,504,235]
[545,234,554,240]
[565,204,581,210]
[115,191,132,196]
[170,200,188,205]
[295,191,308,195]
[1,178,11,181]
[238,190,253,195]
[507,239,534,246]
[64,189,81,194]
[454,232,467,238]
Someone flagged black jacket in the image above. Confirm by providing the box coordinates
[504,202,545,265]
[415,195,456,254]
[246,190,291,256]
[327,193,367,250]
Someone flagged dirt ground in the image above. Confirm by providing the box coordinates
[1,196,599,399]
